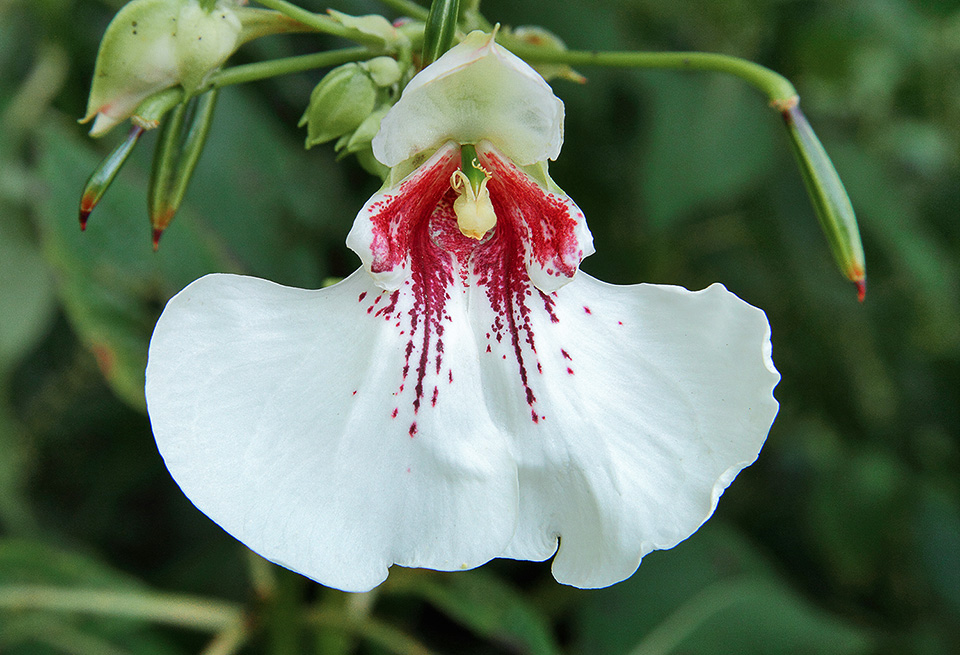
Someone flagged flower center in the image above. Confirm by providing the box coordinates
[450,144,496,240]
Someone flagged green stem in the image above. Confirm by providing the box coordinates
[200,623,251,655]
[0,585,244,633]
[505,46,798,104]
[626,579,754,655]
[267,568,303,655]
[254,0,386,48]
[305,608,432,655]
[206,47,371,90]
[378,0,430,21]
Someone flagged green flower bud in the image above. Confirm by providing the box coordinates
[299,63,378,148]
[362,57,402,88]
[504,26,586,84]
[340,105,390,155]
[81,0,242,137]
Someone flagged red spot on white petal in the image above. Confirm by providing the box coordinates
[583,306,592,314]
[409,422,418,437]
[359,142,590,427]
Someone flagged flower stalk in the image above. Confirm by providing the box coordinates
[505,43,866,298]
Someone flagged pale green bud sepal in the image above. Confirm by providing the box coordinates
[502,26,586,84]
[373,30,564,168]
[81,0,242,137]
[299,63,378,147]
[326,10,405,49]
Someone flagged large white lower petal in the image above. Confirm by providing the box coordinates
[146,271,520,592]
[476,274,780,588]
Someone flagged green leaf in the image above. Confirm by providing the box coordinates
[577,522,874,655]
[33,91,351,409]
[0,401,37,535]
[386,569,561,655]
[638,72,776,232]
[0,540,182,655]
[0,212,57,370]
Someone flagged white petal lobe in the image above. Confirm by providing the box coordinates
[486,275,780,588]
[146,272,519,592]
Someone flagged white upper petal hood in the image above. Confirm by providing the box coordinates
[372,30,565,167]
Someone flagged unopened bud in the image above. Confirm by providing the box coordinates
[81,0,242,137]
[326,10,403,47]
[299,63,378,147]
[362,57,403,88]
[506,26,586,84]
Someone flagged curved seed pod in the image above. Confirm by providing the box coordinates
[780,101,867,301]
[147,89,219,249]
[79,125,146,230]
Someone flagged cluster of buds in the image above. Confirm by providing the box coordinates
[80,0,245,137]
[299,55,404,178]
[78,0,865,301]
[78,0,307,245]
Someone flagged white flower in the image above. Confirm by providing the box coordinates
[145,31,780,592]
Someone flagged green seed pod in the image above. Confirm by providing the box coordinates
[147,89,219,249]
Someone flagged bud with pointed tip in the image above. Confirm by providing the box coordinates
[299,63,378,148]
[81,0,242,138]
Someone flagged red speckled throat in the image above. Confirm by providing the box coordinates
[351,142,592,430]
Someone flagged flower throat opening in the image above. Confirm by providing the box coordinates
[450,144,496,240]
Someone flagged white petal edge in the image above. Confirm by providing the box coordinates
[372,30,564,168]
[145,271,520,592]
[470,274,780,588]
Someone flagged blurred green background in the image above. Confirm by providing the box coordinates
[1,0,959,653]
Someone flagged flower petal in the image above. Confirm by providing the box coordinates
[146,271,520,592]
[483,274,780,588]
[372,30,564,168]
[348,141,592,294]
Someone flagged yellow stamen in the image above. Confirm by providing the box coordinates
[450,162,496,240]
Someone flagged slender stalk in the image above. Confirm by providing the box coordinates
[626,579,755,655]
[505,46,798,104]
[305,608,433,655]
[254,0,388,48]
[378,0,430,20]
[200,623,251,655]
[0,586,244,633]
[206,47,371,90]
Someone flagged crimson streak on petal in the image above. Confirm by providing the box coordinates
[356,142,589,425]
